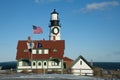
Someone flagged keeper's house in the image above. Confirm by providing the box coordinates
[16,39,65,72]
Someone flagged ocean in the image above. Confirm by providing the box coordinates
[93,62,120,70]
[0,61,120,70]
[0,61,17,70]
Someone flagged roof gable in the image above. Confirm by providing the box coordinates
[70,55,93,69]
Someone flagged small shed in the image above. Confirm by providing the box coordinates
[70,55,94,76]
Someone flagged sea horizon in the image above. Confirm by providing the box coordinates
[0,61,120,71]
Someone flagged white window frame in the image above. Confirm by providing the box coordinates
[44,49,49,54]
[38,49,42,54]
[32,49,36,54]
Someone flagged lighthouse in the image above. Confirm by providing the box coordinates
[49,9,61,40]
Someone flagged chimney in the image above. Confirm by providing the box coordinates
[28,36,31,43]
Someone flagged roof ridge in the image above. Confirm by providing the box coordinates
[70,55,93,69]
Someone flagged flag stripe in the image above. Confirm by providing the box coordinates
[33,25,43,34]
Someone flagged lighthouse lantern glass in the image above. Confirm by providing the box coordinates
[52,14,57,20]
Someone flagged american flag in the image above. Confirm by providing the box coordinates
[33,25,43,34]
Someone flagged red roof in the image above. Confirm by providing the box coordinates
[63,57,73,61]
[16,40,65,60]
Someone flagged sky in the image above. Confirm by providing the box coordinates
[0,0,120,62]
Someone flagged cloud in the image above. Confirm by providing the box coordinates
[81,1,120,12]
[34,0,73,3]
[34,0,59,3]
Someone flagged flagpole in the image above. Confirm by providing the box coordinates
[30,27,34,73]
[27,35,33,72]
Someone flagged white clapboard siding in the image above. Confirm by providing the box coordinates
[70,55,94,76]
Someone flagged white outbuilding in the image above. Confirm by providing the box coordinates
[70,55,94,76]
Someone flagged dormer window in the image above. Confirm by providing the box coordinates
[39,49,42,54]
[53,49,57,52]
[44,49,49,54]
[37,43,42,48]
[32,49,49,54]
[23,49,29,52]
[32,49,36,54]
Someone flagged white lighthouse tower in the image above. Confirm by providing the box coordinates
[49,9,61,40]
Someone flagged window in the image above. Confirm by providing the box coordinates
[44,62,47,66]
[38,62,42,66]
[44,49,49,54]
[19,61,22,66]
[39,49,42,54]
[31,49,49,54]
[32,49,36,54]
[63,62,66,69]
[24,49,29,52]
[22,61,28,66]
[38,49,49,54]
[33,62,36,66]
[51,61,59,66]
[53,49,57,52]
[80,61,82,65]
[37,43,42,48]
